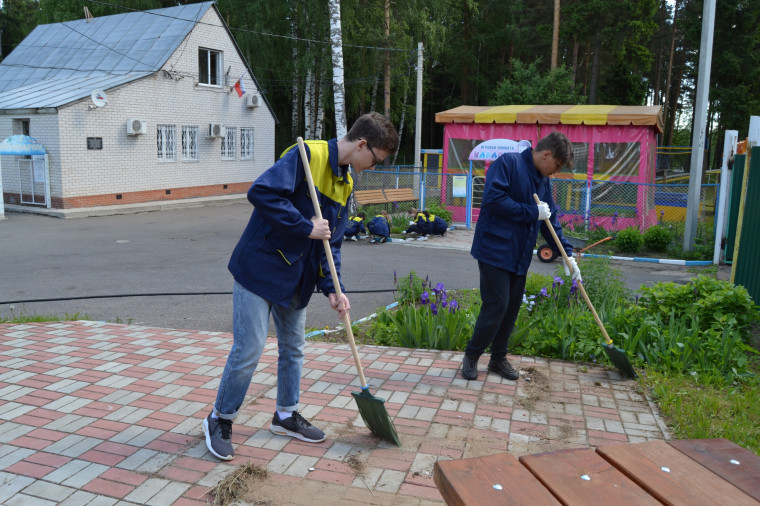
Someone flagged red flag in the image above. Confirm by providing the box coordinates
[233,74,246,98]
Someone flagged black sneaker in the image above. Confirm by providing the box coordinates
[270,411,325,443]
[461,354,479,380]
[203,412,234,460]
[487,358,519,380]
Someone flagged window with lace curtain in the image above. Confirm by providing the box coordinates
[182,126,198,161]
[221,127,236,160]
[157,125,176,161]
[240,128,254,159]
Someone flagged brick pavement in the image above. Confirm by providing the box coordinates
[0,321,669,505]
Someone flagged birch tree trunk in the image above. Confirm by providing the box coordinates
[328,0,347,140]
[291,46,300,139]
[304,69,314,138]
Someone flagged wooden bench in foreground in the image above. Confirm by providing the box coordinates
[354,187,416,206]
[434,438,760,505]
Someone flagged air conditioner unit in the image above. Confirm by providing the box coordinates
[208,123,227,138]
[246,94,260,109]
[126,119,147,135]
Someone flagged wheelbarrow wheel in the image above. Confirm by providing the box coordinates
[537,244,558,263]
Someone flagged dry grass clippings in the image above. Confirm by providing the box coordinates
[208,461,268,506]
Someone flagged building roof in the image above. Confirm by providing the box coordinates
[0,2,275,120]
[435,105,664,133]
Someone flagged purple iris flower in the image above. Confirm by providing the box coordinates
[554,276,564,286]
[570,279,578,294]
[420,291,429,304]
[430,303,438,316]
[449,300,458,313]
[540,287,548,297]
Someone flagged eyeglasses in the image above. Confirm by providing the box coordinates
[363,139,383,167]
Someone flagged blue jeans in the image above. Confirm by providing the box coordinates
[214,281,306,420]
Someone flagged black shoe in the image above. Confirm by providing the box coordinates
[461,354,479,380]
[203,412,234,460]
[270,411,326,443]
[487,358,519,380]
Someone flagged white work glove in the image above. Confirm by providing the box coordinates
[564,256,582,281]
[536,201,551,221]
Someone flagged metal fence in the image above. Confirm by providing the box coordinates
[353,167,718,233]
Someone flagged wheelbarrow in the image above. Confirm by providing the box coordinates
[536,236,613,263]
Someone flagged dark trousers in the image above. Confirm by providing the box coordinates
[464,261,527,360]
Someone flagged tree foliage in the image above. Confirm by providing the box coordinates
[491,58,585,105]
[1,0,758,164]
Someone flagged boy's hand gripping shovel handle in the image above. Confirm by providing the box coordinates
[297,138,369,388]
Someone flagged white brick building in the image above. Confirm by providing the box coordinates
[0,2,276,211]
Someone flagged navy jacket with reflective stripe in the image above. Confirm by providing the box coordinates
[228,139,352,308]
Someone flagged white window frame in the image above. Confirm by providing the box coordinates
[157,125,176,161]
[181,126,199,161]
[198,48,223,86]
[221,127,236,160]
[240,128,254,160]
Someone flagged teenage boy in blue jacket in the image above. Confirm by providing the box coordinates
[461,131,580,381]
[203,112,399,461]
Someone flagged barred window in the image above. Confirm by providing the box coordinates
[157,125,176,161]
[240,128,254,159]
[222,127,236,160]
[182,126,199,161]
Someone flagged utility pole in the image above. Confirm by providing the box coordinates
[683,0,716,251]
[383,0,391,119]
[551,0,560,69]
[414,42,423,172]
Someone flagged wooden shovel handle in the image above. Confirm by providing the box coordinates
[532,194,614,346]
[297,138,369,388]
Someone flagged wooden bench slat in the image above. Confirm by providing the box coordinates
[520,447,660,505]
[434,453,561,506]
[669,438,760,501]
[354,188,416,205]
[597,440,758,506]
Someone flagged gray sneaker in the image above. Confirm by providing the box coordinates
[203,412,234,460]
[270,411,325,443]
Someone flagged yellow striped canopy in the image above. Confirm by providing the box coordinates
[435,105,663,133]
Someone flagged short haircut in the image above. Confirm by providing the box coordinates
[535,131,574,168]
[346,112,399,153]
[357,211,366,218]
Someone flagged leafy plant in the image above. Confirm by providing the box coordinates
[614,226,643,253]
[638,275,759,338]
[393,271,428,306]
[424,203,453,225]
[375,281,477,351]
[643,224,672,251]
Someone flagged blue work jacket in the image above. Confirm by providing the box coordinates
[471,148,572,275]
[368,215,390,237]
[345,216,366,236]
[228,139,351,308]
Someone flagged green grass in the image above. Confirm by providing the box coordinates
[642,369,760,455]
[0,311,88,324]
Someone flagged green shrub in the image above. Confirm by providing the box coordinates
[637,275,759,338]
[614,226,643,253]
[424,203,453,224]
[643,225,672,251]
